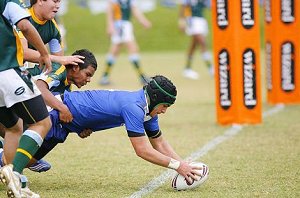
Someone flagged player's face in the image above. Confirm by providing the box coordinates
[150,104,169,117]
[70,65,96,88]
[38,0,61,20]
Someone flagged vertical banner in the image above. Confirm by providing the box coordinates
[212,0,262,125]
[265,0,300,104]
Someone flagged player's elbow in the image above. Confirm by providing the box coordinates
[134,149,145,158]
[134,148,150,159]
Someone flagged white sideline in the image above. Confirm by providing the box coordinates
[129,104,285,198]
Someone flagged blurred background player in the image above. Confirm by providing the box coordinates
[0,0,52,197]
[99,0,152,85]
[178,0,213,80]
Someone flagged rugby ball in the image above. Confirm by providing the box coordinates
[171,162,209,191]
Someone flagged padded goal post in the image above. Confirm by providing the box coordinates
[212,0,262,125]
[265,0,300,104]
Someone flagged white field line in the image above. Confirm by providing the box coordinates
[129,104,285,198]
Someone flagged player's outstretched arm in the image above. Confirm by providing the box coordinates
[50,54,84,66]
[148,135,181,161]
[17,19,52,74]
[20,38,84,66]
[129,136,201,183]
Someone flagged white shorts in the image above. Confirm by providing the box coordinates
[111,20,135,44]
[0,68,41,108]
[185,17,208,36]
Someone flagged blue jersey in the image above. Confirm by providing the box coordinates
[47,89,159,142]
[36,89,162,160]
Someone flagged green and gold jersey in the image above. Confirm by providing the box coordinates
[27,7,62,51]
[182,0,205,18]
[112,0,137,21]
[28,62,71,93]
[0,0,29,71]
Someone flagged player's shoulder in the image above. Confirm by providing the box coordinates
[120,92,146,113]
[51,62,65,73]
[46,63,66,80]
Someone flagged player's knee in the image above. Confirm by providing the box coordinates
[6,119,23,135]
[42,116,52,131]
[31,116,52,135]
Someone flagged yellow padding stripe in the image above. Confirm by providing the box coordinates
[17,148,32,159]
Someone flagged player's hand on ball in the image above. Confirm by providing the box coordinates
[172,162,209,190]
[177,161,202,184]
[190,162,204,181]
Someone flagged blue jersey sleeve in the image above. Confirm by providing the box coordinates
[121,104,145,134]
[144,115,159,132]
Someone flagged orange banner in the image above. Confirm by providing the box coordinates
[212,0,262,125]
[265,0,300,104]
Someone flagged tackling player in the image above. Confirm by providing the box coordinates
[0,49,98,172]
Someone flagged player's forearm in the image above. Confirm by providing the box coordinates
[136,146,172,168]
[130,136,181,169]
[17,19,49,58]
[44,92,65,111]
[24,49,65,65]
[132,7,148,25]
[36,80,63,111]
[49,54,65,65]
[40,89,61,110]
[150,136,182,161]
[23,47,41,63]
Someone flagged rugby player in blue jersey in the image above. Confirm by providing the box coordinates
[32,75,202,183]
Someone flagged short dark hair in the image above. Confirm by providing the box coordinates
[67,49,98,71]
[30,0,38,6]
[144,75,177,112]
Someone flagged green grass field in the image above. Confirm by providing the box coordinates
[62,3,212,54]
[0,52,298,197]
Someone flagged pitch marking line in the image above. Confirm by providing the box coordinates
[129,104,285,198]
